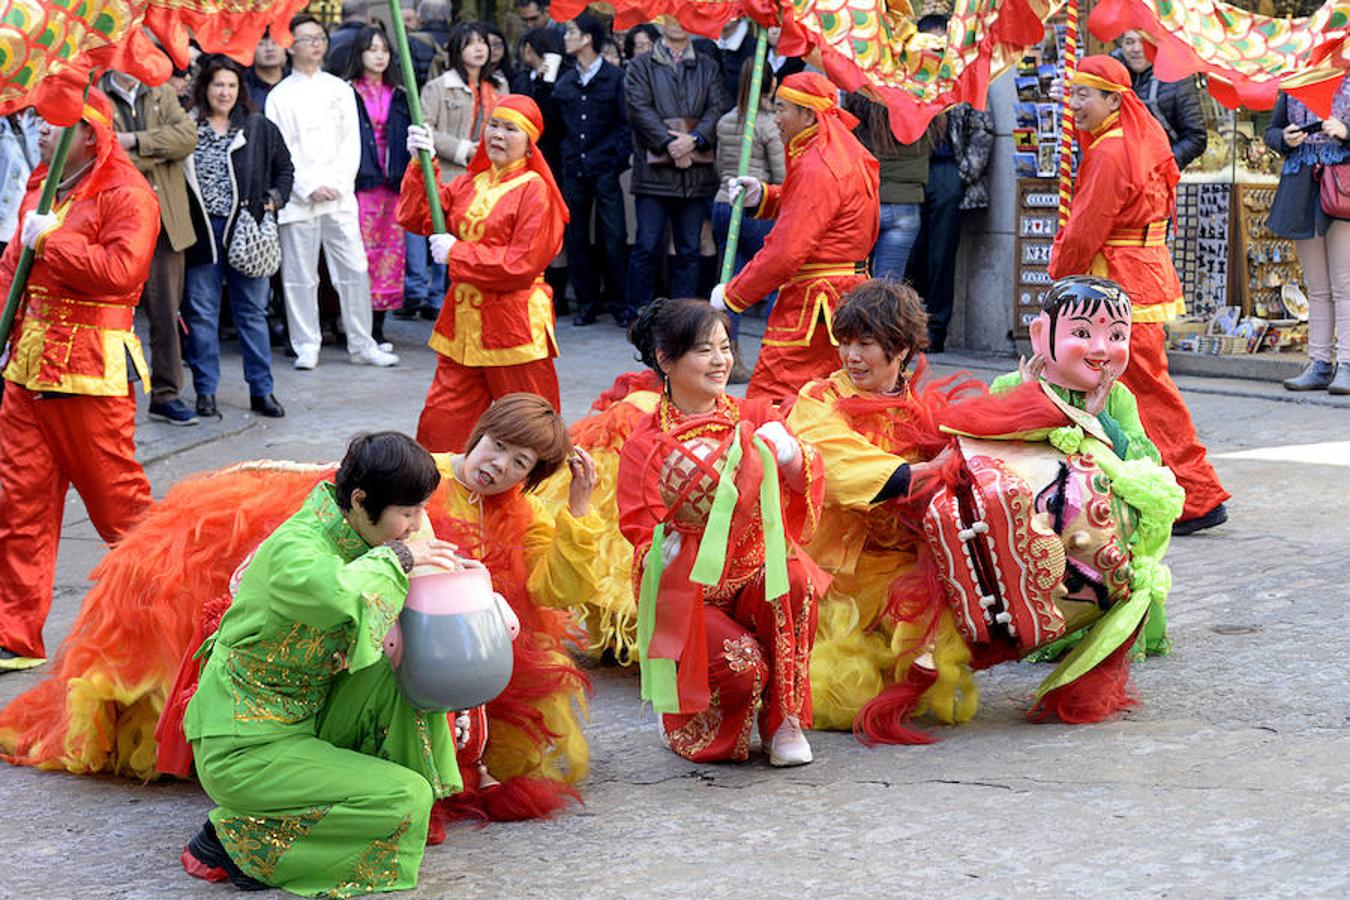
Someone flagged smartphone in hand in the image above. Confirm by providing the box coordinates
[1297,120,1325,134]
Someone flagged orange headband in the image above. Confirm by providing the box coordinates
[81,103,111,127]
[492,106,541,142]
[777,84,835,112]
[1070,71,1127,94]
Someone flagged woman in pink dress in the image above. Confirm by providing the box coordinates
[348,26,412,347]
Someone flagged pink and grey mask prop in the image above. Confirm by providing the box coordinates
[383,567,520,712]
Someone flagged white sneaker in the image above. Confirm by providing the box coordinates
[768,716,813,767]
[294,348,319,370]
[377,341,394,353]
[350,346,399,367]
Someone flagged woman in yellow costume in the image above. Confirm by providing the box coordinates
[0,394,600,828]
[784,279,984,741]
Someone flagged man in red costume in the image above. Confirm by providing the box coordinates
[1050,55,1229,534]
[0,89,159,671]
[712,71,880,402]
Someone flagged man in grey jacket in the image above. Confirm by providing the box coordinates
[1115,30,1208,171]
[622,17,729,323]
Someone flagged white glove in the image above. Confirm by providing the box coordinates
[660,530,682,567]
[406,124,434,156]
[429,232,457,264]
[20,210,58,250]
[453,712,471,749]
[725,175,763,208]
[754,421,802,469]
[709,283,727,312]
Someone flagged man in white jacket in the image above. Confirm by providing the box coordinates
[266,13,396,369]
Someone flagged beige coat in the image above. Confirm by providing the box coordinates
[418,68,509,183]
[104,79,197,252]
[713,106,786,203]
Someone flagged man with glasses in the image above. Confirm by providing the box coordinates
[266,13,397,370]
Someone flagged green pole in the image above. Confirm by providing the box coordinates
[386,0,448,235]
[0,125,77,350]
[719,24,770,284]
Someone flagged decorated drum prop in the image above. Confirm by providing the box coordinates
[383,567,520,712]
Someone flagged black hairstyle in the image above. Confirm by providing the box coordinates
[628,297,732,375]
[623,23,661,61]
[736,55,775,120]
[520,26,563,60]
[344,24,400,87]
[192,54,255,124]
[832,278,930,361]
[447,20,493,84]
[335,431,441,521]
[515,0,548,8]
[1041,276,1132,359]
[289,12,323,35]
[570,12,608,56]
[482,22,512,74]
[916,14,949,35]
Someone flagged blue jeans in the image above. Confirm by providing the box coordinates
[183,214,274,397]
[404,232,446,312]
[872,202,922,281]
[711,201,777,337]
[626,194,706,314]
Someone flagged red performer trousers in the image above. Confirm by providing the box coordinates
[746,318,839,402]
[661,558,818,762]
[0,384,151,659]
[1119,322,1230,519]
[416,354,561,453]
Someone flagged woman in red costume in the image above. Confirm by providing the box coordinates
[0,395,600,827]
[784,280,983,740]
[398,95,569,452]
[617,298,826,766]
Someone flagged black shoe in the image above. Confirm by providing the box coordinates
[250,394,285,418]
[195,394,219,418]
[573,309,597,326]
[418,306,440,321]
[615,308,637,328]
[392,304,422,321]
[185,821,268,891]
[928,333,947,354]
[149,399,199,426]
[1173,502,1228,536]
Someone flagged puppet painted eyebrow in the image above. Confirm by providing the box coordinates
[1068,313,1129,325]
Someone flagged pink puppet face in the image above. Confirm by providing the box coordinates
[1029,290,1132,393]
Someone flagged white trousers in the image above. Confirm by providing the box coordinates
[279,211,376,356]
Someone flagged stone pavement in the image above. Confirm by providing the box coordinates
[1,313,1347,899]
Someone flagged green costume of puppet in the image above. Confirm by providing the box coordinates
[183,482,461,897]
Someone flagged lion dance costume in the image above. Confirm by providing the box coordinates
[0,458,594,829]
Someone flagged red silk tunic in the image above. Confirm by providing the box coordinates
[397,158,566,366]
[0,153,159,396]
[1048,112,1185,322]
[724,125,880,347]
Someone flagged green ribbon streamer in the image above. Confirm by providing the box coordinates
[754,438,790,601]
[636,522,679,713]
[690,429,745,586]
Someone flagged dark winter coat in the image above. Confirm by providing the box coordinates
[1110,49,1208,171]
[355,85,411,192]
[554,59,630,179]
[624,41,730,199]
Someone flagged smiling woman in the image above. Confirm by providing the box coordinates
[616,297,828,767]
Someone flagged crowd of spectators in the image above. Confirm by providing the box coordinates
[0,0,996,422]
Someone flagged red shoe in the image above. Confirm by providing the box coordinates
[180,847,228,883]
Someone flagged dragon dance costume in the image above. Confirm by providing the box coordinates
[617,393,826,761]
[396,95,568,452]
[723,73,880,401]
[0,88,157,669]
[785,365,985,733]
[1050,56,1228,522]
[0,457,597,827]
